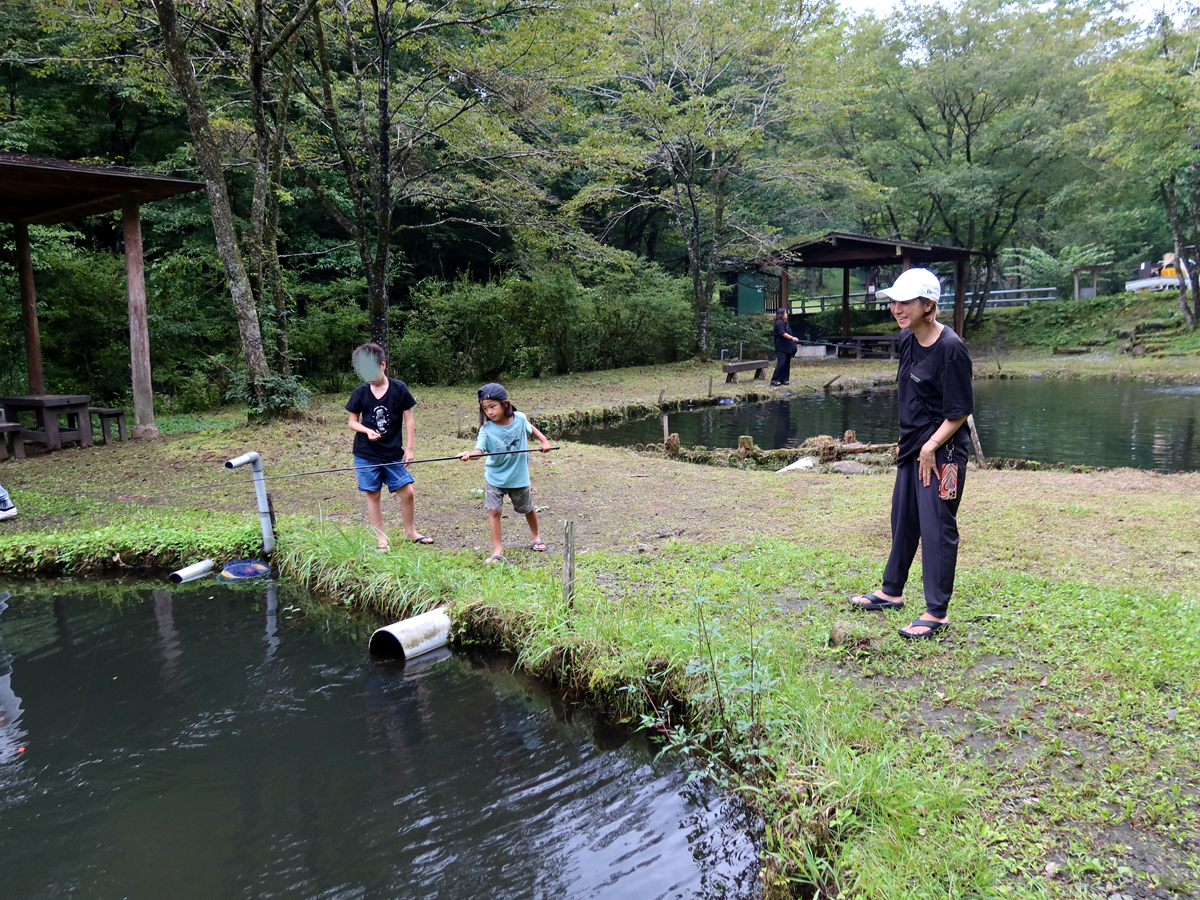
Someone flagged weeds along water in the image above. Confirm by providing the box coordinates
[270,523,1200,899]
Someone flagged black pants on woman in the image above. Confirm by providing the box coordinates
[881,442,968,618]
[771,352,792,384]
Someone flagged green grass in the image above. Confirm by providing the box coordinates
[271,523,1199,899]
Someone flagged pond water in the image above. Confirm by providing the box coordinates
[0,582,759,900]
[572,379,1200,471]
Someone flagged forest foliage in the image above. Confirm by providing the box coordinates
[1,0,1198,410]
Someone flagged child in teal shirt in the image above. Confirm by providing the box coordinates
[458,383,552,563]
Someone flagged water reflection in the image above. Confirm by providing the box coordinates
[572,379,1200,470]
[0,592,25,766]
[0,582,760,900]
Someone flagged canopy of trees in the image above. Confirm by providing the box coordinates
[0,0,1195,410]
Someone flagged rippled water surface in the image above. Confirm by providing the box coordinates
[0,583,758,899]
[572,379,1200,470]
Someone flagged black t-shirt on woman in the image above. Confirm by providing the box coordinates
[774,320,797,354]
[896,327,974,461]
[345,378,417,462]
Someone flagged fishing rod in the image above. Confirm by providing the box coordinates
[116,446,561,499]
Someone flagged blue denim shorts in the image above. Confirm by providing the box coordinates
[353,456,414,493]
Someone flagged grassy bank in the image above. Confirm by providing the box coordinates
[2,353,1199,897]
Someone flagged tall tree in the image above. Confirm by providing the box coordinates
[287,0,573,352]
[827,0,1112,325]
[1090,12,1200,330]
[573,0,847,354]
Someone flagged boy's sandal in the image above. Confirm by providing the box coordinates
[849,592,905,611]
[898,618,948,639]
[531,540,547,552]
[411,535,435,545]
[485,554,505,565]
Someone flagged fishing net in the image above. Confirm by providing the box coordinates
[218,559,272,581]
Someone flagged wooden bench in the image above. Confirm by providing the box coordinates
[722,359,768,383]
[0,421,23,460]
[89,407,128,444]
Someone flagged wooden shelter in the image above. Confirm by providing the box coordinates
[0,153,203,437]
[761,231,980,337]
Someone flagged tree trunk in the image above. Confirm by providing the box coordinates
[151,0,271,387]
[970,258,995,330]
[1161,176,1195,330]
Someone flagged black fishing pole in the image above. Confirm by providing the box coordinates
[117,446,561,499]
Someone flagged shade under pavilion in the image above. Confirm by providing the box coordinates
[0,152,204,438]
[761,231,981,337]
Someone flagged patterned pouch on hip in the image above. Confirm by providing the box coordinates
[938,462,959,501]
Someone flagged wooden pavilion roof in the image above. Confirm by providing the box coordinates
[0,152,202,225]
[765,231,979,269]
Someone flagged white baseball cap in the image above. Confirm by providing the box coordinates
[877,268,940,304]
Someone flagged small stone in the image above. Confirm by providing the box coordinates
[1044,861,1060,878]
[828,620,854,646]
[830,460,871,475]
[1166,708,1178,719]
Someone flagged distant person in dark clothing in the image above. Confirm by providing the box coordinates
[848,268,973,639]
[770,307,800,386]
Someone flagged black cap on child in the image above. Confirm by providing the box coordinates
[477,383,509,402]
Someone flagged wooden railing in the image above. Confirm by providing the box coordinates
[785,286,1057,314]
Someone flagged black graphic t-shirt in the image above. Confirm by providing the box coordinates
[345,378,417,463]
[896,327,974,461]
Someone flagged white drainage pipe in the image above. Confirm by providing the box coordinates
[169,559,215,584]
[225,451,276,554]
[369,607,452,661]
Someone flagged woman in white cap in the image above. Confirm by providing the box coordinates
[849,268,973,638]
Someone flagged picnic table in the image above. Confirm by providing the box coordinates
[842,335,901,360]
[1,394,93,451]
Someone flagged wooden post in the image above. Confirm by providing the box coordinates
[708,374,713,397]
[1073,269,1080,302]
[780,267,789,313]
[902,255,912,272]
[954,258,966,337]
[966,414,987,469]
[1092,268,1098,293]
[661,414,669,440]
[841,268,851,338]
[658,388,665,406]
[15,222,44,395]
[456,403,463,437]
[562,519,576,609]
[123,198,158,438]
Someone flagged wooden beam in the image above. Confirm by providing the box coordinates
[954,258,966,336]
[123,198,158,438]
[841,268,851,338]
[15,222,44,394]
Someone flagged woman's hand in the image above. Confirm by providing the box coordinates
[919,440,938,486]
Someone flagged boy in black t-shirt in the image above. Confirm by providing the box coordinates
[345,343,434,551]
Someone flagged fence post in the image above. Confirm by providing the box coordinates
[563,520,576,609]
[662,414,669,440]
[708,374,713,397]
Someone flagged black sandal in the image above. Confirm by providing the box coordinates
[899,617,948,639]
[849,592,905,611]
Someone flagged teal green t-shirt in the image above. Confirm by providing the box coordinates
[476,411,533,488]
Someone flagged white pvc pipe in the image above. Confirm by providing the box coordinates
[369,607,452,661]
[169,559,215,584]
[225,451,276,554]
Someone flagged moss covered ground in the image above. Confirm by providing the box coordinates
[1,346,1198,898]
